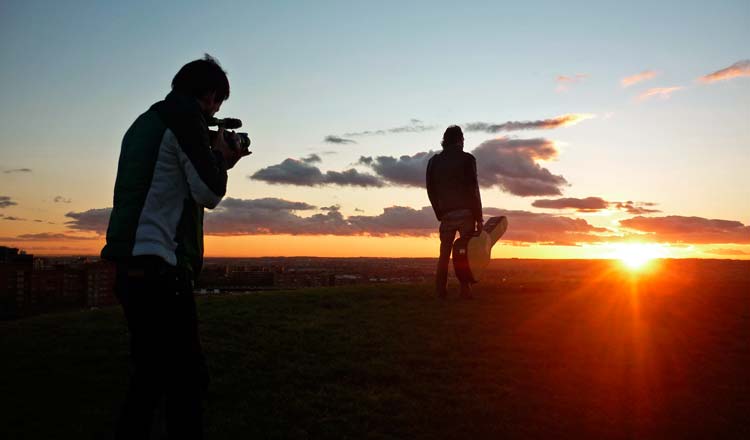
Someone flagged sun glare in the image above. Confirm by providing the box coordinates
[610,243,667,270]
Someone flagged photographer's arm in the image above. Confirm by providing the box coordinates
[171,112,228,209]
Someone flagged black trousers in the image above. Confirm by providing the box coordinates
[114,256,208,440]
[436,210,476,291]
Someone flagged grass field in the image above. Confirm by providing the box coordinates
[1,259,748,439]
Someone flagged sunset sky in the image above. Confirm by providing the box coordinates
[1,0,748,259]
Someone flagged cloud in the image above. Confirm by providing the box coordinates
[300,154,321,164]
[0,196,17,208]
[324,169,385,187]
[532,197,609,212]
[342,120,436,137]
[532,197,660,214]
[705,248,749,256]
[3,168,32,174]
[611,201,660,215]
[53,196,72,203]
[357,137,568,196]
[0,232,101,241]
[484,208,611,245]
[619,215,750,244]
[464,114,594,133]
[556,74,588,91]
[472,137,567,196]
[621,70,658,87]
[251,158,327,185]
[220,197,316,211]
[64,208,112,234]
[205,198,611,244]
[358,151,435,187]
[324,135,356,145]
[637,87,683,101]
[1,215,26,221]
[250,157,385,187]
[699,60,750,83]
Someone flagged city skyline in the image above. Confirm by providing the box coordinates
[1,0,749,259]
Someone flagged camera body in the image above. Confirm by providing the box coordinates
[208,117,251,152]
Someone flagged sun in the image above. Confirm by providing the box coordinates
[609,243,667,270]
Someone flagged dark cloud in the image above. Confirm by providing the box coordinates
[320,205,340,211]
[65,208,112,234]
[1,215,26,221]
[356,137,568,196]
[483,208,610,244]
[0,232,100,241]
[619,216,750,244]
[0,196,17,208]
[324,169,385,187]
[612,201,660,215]
[301,154,322,163]
[464,114,594,133]
[358,152,435,187]
[250,157,384,187]
[53,196,72,203]
[354,208,365,213]
[204,198,611,244]
[3,168,32,174]
[251,158,326,185]
[220,197,316,211]
[342,120,436,137]
[532,197,608,212]
[348,206,436,236]
[532,197,660,214]
[206,203,354,236]
[324,135,356,145]
[699,60,750,83]
[472,137,567,196]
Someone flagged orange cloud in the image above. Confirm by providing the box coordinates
[621,70,657,87]
[637,86,683,101]
[464,113,595,133]
[556,74,588,92]
[619,216,750,244]
[699,60,750,83]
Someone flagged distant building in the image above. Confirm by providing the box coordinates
[0,246,33,319]
[85,261,116,307]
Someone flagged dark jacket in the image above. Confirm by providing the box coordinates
[426,146,482,221]
[101,91,228,279]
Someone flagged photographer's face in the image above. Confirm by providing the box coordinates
[198,91,223,118]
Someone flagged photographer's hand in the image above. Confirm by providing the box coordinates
[212,127,244,170]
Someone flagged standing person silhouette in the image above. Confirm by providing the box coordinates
[102,55,250,439]
[426,125,483,299]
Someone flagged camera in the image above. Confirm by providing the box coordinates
[208,117,251,152]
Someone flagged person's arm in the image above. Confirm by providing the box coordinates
[170,110,228,209]
[467,154,483,230]
[426,155,441,220]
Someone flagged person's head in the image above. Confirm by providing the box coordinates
[172,54,230,118]
[441,125,464,149]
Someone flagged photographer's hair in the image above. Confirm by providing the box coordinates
[172,54,230,101]
[441,125,464,148]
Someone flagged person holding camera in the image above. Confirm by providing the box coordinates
[102,54,250,439]
[426,125,483,299]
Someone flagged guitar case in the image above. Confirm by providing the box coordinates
[452,216,508,283]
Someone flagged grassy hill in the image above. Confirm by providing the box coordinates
[1,260,749,439]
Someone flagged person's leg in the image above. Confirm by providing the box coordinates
[436,223,457,297]
[165,269,208,440]
[115,262,169,439]
[457,217,478,298]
